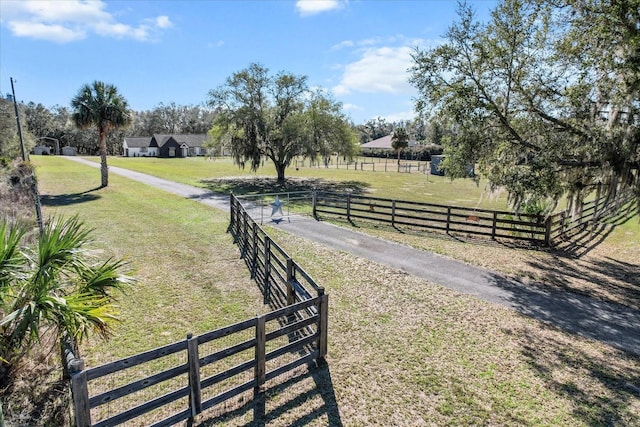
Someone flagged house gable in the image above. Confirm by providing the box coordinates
[124,134,209,158]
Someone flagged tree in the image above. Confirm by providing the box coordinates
[0,216,132,385]
[304,90,359,165]
[24,103,55,139]
[0,98,36,159]
[391,127,410,164]
[207,63,354,182]
[409,0,639,213]
[71,81,132,187]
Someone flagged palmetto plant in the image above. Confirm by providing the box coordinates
[0,216,132,385]
[71,81,132,187]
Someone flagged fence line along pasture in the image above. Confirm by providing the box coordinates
[548,189,637,241]
[294,157,431,174]
[312,190,637,246]
[65,194,328,426]
[313,191,551,244]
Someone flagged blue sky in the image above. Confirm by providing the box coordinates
[0,0,496,125]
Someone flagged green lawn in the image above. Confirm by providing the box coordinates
[29,156,640,426]
[94,155,512,210]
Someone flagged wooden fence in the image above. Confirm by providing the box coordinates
[313,191,551,244]
[313,190,638,246]
[295,158,430,174]
[547,189,637,240]
[66,194,328,426]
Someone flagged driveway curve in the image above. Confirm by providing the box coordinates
[62,157,640,356]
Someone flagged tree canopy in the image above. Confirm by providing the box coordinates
[391,127,410,164]
[207,63,357,182]
[71,81,131,187]
[410,0,639,214]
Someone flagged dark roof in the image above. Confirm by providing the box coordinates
[361,134,418,150]
[152,134,208,148]
[124,137,152,148]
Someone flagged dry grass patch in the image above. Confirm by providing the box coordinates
[244,230,640,426]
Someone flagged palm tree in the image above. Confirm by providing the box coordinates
[0,216,132,385]
[391,127,410,165]
[71,81,131,187]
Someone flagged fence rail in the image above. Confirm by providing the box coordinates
[313,189,637,246]
[66,194,328,426]
[314,191,551,244]
[548,190,637,239]
[295,158,430,174]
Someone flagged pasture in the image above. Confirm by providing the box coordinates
[29,156,640,426]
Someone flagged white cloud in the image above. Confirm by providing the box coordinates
[1,0,172,43]
[384,110,416,122]
[155,16,172,29]
[296,0,343,16]
[8,20,85,43]
[342,103,362,111]
[332,46,416,96]
[330,40,354,50]
[208,40,225,48]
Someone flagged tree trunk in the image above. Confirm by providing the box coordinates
[397,150,401,165]
[99,127,108,187]
[275,162,286,183]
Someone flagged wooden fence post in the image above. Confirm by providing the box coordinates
[251,222,258,278]
[229,193,235,237]
[255,315,266,391]
[264,237,271,305]
[317,288,328,360]
[391,200,396,227]
[312,190,317,219]
[347,193,351,221]
[69,357,91,427]
[187,334,202,419]
[544,216,552,246]
[286,258,295,306]
[491,212,497,240]
[240,211,249,258]
[446,207,451,234]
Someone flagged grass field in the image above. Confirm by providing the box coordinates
[28,156,640,426]
[96,156,513,210]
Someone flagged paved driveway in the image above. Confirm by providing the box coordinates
[62,157,640,356]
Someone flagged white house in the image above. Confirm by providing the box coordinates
[122,137,158,157]
[122,134,210,158]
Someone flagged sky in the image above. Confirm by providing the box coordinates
[0,0,496,125]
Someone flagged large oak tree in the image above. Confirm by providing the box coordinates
[410,0,639,214]
[207,63,356,182]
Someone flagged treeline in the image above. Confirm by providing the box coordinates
[0,99,215,157]
[1,96,447,158]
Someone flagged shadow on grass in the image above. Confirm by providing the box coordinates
[552,200,638,258]
[40,186,102,207]
[199,176,369,196]
[524,203,640,308]
[196,360,342,426]
[517,326,640,426]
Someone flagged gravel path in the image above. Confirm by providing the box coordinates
[63,157,640,356]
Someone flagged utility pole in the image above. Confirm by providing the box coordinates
[10,77,27,161]
[11,77,44,233]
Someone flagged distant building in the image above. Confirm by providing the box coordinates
[122,134,209,158]
[61,146,77,156]
[33,145,51,155]
[360,134,419,154]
